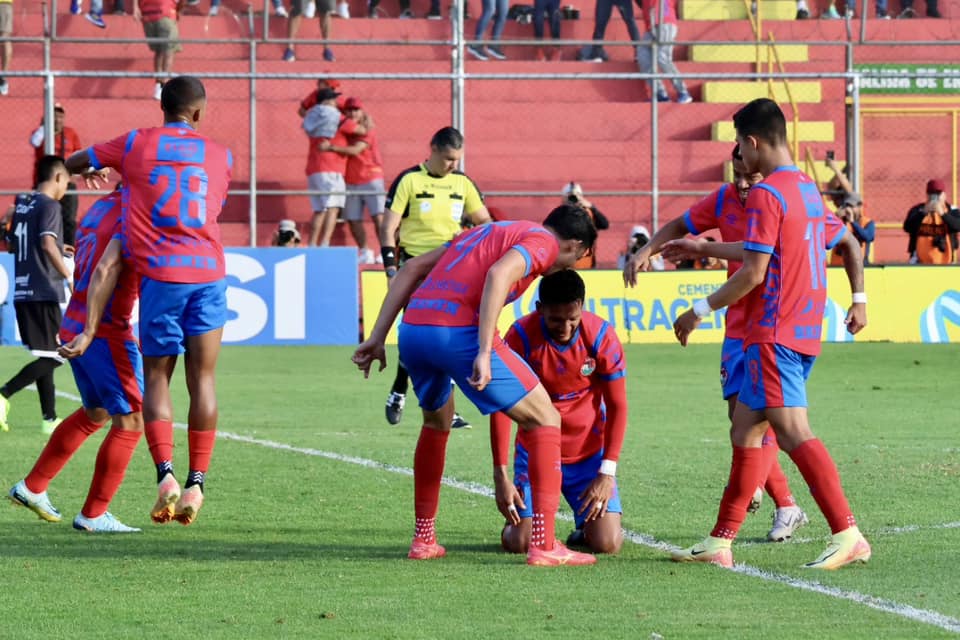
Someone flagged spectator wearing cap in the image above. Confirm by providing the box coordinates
[298,76,345,117]
[304,88,368,247]
[830,192,874,266]
[30,103,82,249]
[618,224,664,271]
[321,97,384,265]
[282,0,336,63]
[903,179,960,264]
[561,182,609,268]
[132,0,182,100]
[273,219,302,247]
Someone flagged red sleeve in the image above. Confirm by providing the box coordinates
[490,412,513,467]
[593,321,626,383]
[89,131,133,172]
[824,211,846,250]
[744,185,782,254]
[300,91,319,111]
[683,187,723,235]
[339,117,359,136]
[514,230,559,278]
[598,377,628,462]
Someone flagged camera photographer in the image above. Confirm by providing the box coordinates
[273,219,302,247]
[903,179,960,265]
[830,192,874,266]
[561,182,609,268]
[822,152,852,209]
[617,225,664,271]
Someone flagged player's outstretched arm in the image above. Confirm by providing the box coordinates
[662,239,745,264]
[623,216,689,287]
[59,238,123,359]
[64,150,110,190]
[834,230,867,334]
[469,250,527,391]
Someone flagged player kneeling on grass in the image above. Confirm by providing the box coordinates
[492,270,626,555]
[9,188,144,533]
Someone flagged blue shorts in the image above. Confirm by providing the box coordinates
[720,337,745,400]
[70,337,144,415]
[514,443,622,529]
[397,322,539,415]
[139,276,227,357]
[739,343,816,411]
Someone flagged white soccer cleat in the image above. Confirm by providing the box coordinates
[8,480,62,522]
[768,506,809,541]
[73,511,141,533]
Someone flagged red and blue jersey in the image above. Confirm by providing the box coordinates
[87,122,233,284]
[505,310,626,464]
[683,183,748,340]
[403,221,560,328]
[60,191,138,343]
[742,166,846,356]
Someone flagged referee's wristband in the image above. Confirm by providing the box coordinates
[692,298,713,319]
[599,459,617,477]
[381,247,397,268]
[851,292,867,304]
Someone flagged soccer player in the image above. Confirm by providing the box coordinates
[62,75,233,527]
[379,127,491,428]
[353,205,598,566]
[492,270,627,555]
[9,187,144,533]
[623,146,809,543]
[667,98,871,570]
[0,155,72,435]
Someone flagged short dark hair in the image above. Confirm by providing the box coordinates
[161,75,207,117]
[538,270,585,306]
[542,204,598,250]
[430,127,464,151]
[733,98,787,147]
[35,155,66,185]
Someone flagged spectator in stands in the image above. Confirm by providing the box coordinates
[533,0,562,61]
[133,0,181,100]
[30,103,82,249]
[298,75,344,117]
[282,0,336,62]
[830,192,875,266]
[69,0,108,27]
[273,219,302,247]
[184,0,222,16]
[821,1,853,18]
[693,237,727,270]
[823,153,852,208]
[795,1,810,18]
[903,179,960,264]
[899,0,941,18]
[562,182,609,268]
[467,0,508,60]
[0,0,12,95]
[636,0,692,103]
[368,0,441,19]
[618,224,664,271]
[578,0,642,63]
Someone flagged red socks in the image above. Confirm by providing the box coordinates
[25,409,104,493]
[760,427,796,508]
[412,426,450,543]
[711,446,764,539]
[188,429,217,474]
[144,420,174,467]
[527,427,561,551]
[81,429,142,518]
[789,438,856,534]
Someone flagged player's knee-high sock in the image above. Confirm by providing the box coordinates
[711,445,764,539]
[526,426,561,551]
[789,438,855,533]
[1,357,60,400]
[413,426,449,543]
[145,420,175,482]
[760,427,796,507]
[25,408,103,493]
[81,428,142,518]
[185,429,217,491]
[392,364,409,395]
[35,364,61,421]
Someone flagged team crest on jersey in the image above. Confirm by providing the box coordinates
[580,357,596,376]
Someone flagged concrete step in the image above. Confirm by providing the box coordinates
[681,0,797,20]
[702,80,822,103]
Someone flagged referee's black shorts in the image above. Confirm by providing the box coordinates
[14,301,63,353]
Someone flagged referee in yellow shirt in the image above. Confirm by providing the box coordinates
[379,126,491,427]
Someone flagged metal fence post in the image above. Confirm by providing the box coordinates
[650,36,659,231]
[43,37,54,155]
[850,71,861,194]
[451,0,465,167]
[249,40,258,247]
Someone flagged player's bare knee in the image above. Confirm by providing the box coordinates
[84,407,111,425]
[112,411,145,432]
[586,525,623,555]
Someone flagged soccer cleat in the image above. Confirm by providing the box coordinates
[323,47,335,62]
[85,11,106,27]
[282,47,296,62]
[803,527,871,570]
[385,391,405,425]
[73,511,142,533]
[70,0,82,14]
[0,79,8,96]
[8,480,62,523]
[153,82,163,100]
[0,395,9,431]
[450,413,471,429]
[747,487,763,514]
[670,536,733,568]
[656,91,670,102]
[173,485,204,525]
[676,91,693,104]
[527,540,596,566]
[768,506,809,542]
[466,45,488,61]
[485,45,506,60]
[408,538,446,559]
[150,473,181,523]
[41,417,62,436]
[565,528,586,548]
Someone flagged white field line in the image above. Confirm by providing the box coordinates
[42,389,960,634]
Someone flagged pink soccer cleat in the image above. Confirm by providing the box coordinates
[150,474,181,524]
[408,539,446,560]
[173,485,204,526]
[526,540,597,567]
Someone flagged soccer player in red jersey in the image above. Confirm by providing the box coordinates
[492,270,627,555]
[63,76,233,526]
[623,147,810,543]
[353,205,599,566]
[667,98,871,570]
[9,188,144,533]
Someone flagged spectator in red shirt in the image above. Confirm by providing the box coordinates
[30,103,82,248]
[133,0,182,100]
[297,75,345,117]
[636,0,691,103]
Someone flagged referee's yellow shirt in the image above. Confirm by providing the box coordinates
[385,163,485,257]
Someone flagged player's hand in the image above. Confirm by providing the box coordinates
[351,339,387,378]
[845,302,867,335]
[494,474,526,526]
[318,140,332,151]
[661,238,702,263]
[468,350,492,391]
[622,248,651,287]
[58,332,93,360]
[577,474,615,523]
[63,244,75,258]
[673,308,701,347]
[80,168,110,190]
